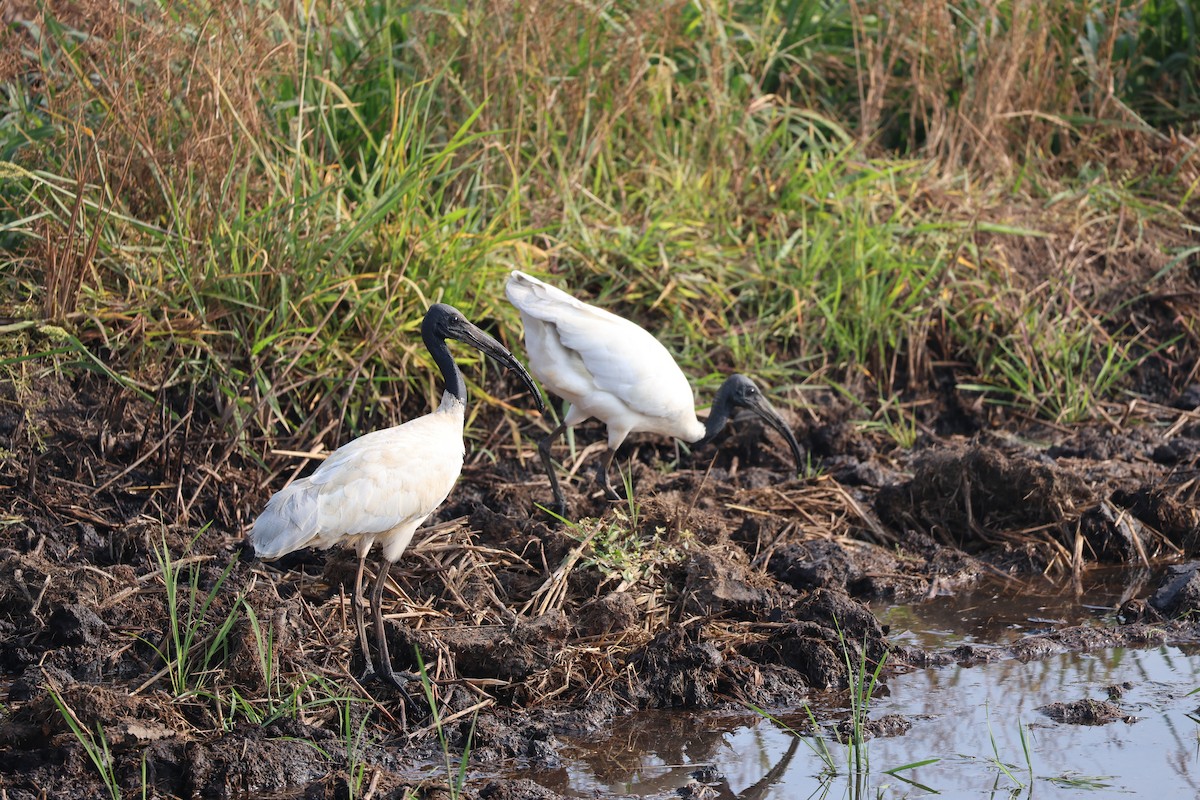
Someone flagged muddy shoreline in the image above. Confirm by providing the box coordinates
[2,375,1200,799]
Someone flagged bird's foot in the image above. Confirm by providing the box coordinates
[364,663,419,730]
[372,663,419,691]
[600,482,624,503]
[596,458,626,503]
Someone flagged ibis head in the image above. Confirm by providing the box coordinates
[704,373,804,475]
[423,303,545,414]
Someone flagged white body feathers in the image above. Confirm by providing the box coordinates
[505,270,706,447]
[249,394,466,564]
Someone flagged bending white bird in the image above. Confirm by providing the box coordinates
[505,270,803,515]
[248,303,544,693]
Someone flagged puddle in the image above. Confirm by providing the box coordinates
[875,566,1156,648]
[534,569,1200,798]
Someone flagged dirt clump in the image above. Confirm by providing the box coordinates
[682,545,784,619]
[439,611,571,684]
[837,713,912,740]
[741,588,887,691]
[1148,562,1200,617]
[477,778,569,800]
[875,444,1089,547]
[1039,698,1134,725]
[1113,488,1200,553]
[627,623,724,708]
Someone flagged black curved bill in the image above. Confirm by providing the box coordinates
[743,392,804,475]
[452,321,546,414]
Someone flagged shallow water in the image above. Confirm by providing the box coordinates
[541,569,1200,798]
[875,566,1156,648]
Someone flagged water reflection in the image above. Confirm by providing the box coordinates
[547,598,1200,797]
[876,566,1158,648]
[543,710,809,798]
[846,646,1200,797]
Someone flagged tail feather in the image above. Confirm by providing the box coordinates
[507,269,622,327]
[247,479,321,560]
[507,270,582,316]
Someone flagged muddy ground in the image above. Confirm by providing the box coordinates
[2,368,1200,799]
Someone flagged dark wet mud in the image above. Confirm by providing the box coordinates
[3,374,1200,798]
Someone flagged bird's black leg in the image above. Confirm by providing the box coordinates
[352,552,371,674]
[537,421,570,516]
[596,447,623,502]
[369,561,415,726]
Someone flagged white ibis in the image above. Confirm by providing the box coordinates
[505,270,803,515]
[248,303,544,694]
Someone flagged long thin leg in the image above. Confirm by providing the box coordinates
[596,447,622,501]
[352,552,371,673]
[370,561,416,702]
[537,421,570,516]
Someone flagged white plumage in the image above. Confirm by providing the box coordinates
[249,402,466,564]
[507,270,705,446]
[506,270,803,514]
[247,303,543,701]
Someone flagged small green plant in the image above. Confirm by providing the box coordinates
[218,669,358,731]
[46,683,121,800]
[984,709,1033,791]
[416,650,476,800]
[749,621,936,798]
[1048,773,1115,790]
[242,601,285,719]
[856,398,921,449]
[619,462,641,533]
[228,599,370,726]
[339,698,373,800]
[143,536,241,696]
[955,286,1169,424]
[836,623,887,780]
[579,511,683,593]
[747,703,838,778]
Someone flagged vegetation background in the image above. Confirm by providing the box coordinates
[1,0,1198,500]
[1,3,1199,797]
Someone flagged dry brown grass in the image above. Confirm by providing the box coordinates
[850,0,1195,177]
[400,1,696,216]
[6,0,289,249]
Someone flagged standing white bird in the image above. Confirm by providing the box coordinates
[505,270,803,515]
[248,303,544,694]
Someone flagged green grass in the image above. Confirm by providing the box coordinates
[142,536,241,697]
[339,698,373,800]
[417,650,476,800]
[834,623,889,783]
[200,595,375,731]
[748,622,936,798]
[0,0,1195,459]
[957,295,1161,424]
[47,684,122,800]
[985,710,1034,791]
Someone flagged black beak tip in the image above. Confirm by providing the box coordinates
[790,444,805,476]
[754,402,803,477]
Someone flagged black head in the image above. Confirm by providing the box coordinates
[423,303,472,340]
[717,373,763,408]
[423,303,545,413]
[712,373,804,475]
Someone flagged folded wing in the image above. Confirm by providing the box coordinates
[506,271,694,422]
[249,413,465,559]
